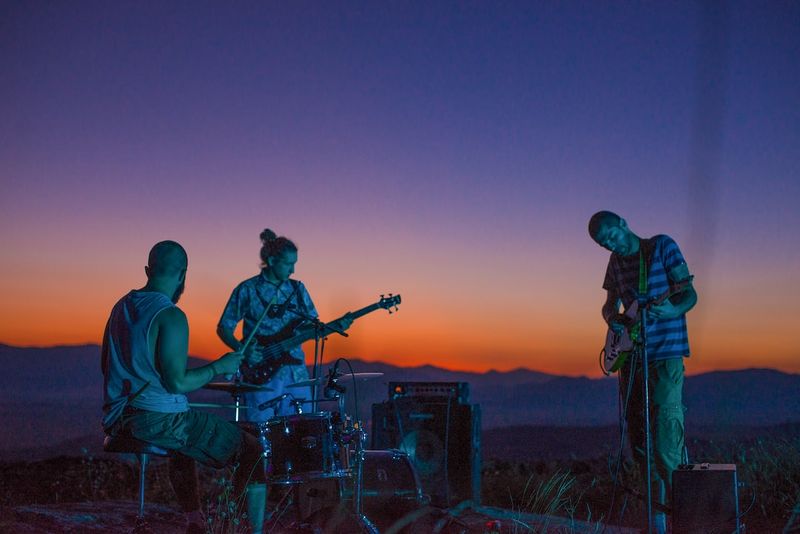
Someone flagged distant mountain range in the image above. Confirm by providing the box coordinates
[1,343,798,460]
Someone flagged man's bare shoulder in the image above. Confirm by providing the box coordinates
[157,306,187,327]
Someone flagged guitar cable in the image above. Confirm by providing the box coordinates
[334,357,360,429]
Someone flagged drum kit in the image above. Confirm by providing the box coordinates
[194,368,426,533]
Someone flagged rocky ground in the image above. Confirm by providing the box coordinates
[0,454,635,533]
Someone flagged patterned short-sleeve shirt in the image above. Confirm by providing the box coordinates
[602,234,691,360]
[218,271,318,366]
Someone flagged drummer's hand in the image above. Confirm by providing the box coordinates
[215,350,245,375]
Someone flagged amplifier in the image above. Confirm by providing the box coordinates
[388,382,470,403]
[372,399,481,507]
[673,463,740,534]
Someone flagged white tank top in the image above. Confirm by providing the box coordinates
[102,290,189,430]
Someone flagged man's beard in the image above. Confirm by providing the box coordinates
[171,279,185,304]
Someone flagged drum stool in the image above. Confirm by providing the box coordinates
[103,435,172,523]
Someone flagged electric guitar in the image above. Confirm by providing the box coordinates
[240,294,401,384]
[601,279,692,375]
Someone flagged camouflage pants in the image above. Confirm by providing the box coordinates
[619,357,686,505]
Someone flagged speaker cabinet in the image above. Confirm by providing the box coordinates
[672,463,740,534]
[371,398,481,507]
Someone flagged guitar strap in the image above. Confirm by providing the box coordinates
[258,279,307,318]
[633,238,652,350]
[289,279,308,315]
[256,275,283,321]
[638,239,648,297]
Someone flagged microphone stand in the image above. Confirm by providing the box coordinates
[638,292,654,534]
[281,305,348,412]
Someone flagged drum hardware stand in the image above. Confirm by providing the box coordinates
[325,378,378,534]
[290,398,306,415]
[353,423,379,534]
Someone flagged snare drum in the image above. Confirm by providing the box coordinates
[265,412,346,484]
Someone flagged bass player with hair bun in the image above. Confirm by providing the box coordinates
[217,228,353,422]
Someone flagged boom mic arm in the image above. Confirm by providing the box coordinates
[257,392,290,411]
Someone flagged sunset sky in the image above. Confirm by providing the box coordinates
[2,1,798,377]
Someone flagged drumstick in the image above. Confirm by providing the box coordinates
[232,292,281,381]
[240,303,272,353]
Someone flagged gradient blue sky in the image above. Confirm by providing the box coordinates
[1,1,798,375]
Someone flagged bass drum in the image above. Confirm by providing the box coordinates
[300,450,428,532]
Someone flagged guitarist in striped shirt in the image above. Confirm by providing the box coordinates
[589,211,697,533]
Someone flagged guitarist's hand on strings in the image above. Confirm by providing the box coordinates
[608,313,633,335]
[242,343,265,365]
[649,300,681,320]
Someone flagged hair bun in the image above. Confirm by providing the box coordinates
[260,229,277,243]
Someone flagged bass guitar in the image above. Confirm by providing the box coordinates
[600,279,692,375]
[240,293,401,384]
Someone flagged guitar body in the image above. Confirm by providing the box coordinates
[600,278,692,375]
[602,301,639,375]
[238,319,307,384]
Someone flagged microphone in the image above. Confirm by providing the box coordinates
[257,393,289,411]
[323,363,345,398]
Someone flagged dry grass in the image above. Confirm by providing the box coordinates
[482,431,800,532]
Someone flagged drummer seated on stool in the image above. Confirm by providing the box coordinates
[101,241,267,534]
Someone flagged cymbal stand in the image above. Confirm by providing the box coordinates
[231,391,244,422]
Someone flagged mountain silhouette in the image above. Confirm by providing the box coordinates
[1,343,798,460]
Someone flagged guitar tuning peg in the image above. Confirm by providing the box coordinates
[380,294,385,299]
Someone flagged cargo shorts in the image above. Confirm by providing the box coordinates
[116,407,243,469]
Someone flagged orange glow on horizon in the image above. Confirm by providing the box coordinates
[1,236,798,378]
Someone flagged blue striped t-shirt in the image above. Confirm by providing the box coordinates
[602,234,691,360]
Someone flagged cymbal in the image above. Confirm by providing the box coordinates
[189,402,250,410]
[287,372,384,389]
[204,381,271,394]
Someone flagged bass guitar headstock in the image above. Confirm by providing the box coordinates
[379,293,401,314]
